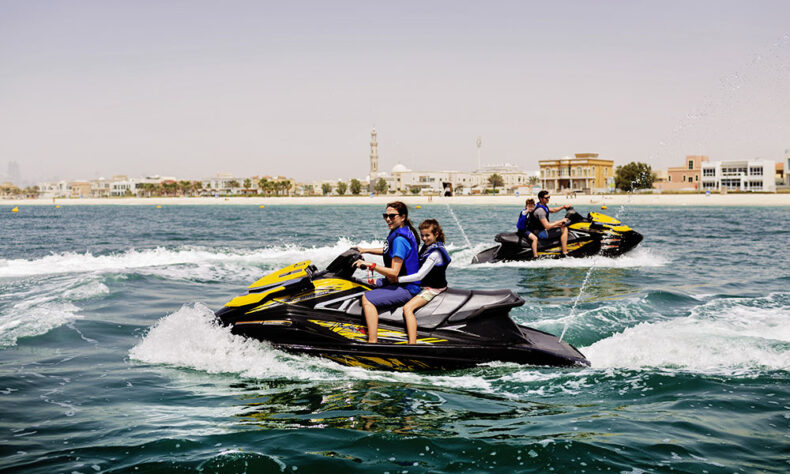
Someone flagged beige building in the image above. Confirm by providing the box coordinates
[539,153,613,193]
[655,155,709,191]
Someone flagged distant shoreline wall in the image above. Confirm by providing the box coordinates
[4,194,790,207]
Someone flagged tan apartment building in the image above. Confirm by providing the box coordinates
[539,153,614,193]
[655,155,709,191]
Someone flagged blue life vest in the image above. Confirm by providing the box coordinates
[419,242,451,289]
[382,226,421,286]
[517,209,540,234]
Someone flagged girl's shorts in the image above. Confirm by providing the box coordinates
[417,287,446,302]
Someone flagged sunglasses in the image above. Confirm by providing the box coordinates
[382,213,401,220]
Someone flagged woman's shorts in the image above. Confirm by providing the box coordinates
[364,284,414,311]
[417,287,446,302]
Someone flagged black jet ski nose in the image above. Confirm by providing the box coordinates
[620,230,643,252]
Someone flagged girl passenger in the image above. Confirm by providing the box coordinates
[396,219,452,344]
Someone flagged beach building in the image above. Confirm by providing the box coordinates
[90,178,111,198]
[654,155,708,191]
[700,159,776,192]
[37,180,70,198]
[68,181,91,198]
[385,163,533,195]
[539,153,613,193]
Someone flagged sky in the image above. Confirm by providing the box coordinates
[1,0,789,185]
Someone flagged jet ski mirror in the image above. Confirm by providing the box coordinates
[324,248,364,278]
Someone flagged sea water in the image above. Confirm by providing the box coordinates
[1,204,788,472]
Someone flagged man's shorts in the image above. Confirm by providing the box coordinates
[538,228,563,240]
[417,287,446,302]
[364,284,414,311]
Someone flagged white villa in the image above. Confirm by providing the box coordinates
[701,159,776,192]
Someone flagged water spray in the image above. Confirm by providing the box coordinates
[445,203,473,249]
[559,203,628,343]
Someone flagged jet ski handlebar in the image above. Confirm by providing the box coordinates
[322,248,364,279]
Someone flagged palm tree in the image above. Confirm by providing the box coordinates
[280,180,292,196]
[375,178,388,195]
[350,179,361,195]
[321,183,332,195]
[488,173,504,194]
[336,181,348,195]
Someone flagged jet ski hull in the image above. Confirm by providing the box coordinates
[215,253,590,371]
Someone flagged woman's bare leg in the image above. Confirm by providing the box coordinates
[402,296,429,344]
[361,295,379,343]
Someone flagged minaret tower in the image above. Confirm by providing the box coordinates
[369,128,379,193]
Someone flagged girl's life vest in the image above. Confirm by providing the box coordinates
[418,242,451,289]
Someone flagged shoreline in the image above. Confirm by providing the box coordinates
[3,193,790,207]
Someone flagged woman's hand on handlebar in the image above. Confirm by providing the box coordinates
[352,259,367,270]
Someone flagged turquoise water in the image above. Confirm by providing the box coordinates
[1,203,789,472]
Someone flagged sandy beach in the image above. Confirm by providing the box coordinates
[3,193,790,207]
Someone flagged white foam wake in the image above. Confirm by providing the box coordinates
[0,276,108,347]
[584,293,790,373]
[130,304,510,391]
[0,238,384,279]
[453,246,668,269]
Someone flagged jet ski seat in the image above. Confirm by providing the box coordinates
[361,288,523,330]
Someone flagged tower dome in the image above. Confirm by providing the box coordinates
[391,163,411,173]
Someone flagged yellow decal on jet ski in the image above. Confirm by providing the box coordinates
[589,212,621,225]
[225,285,286,307]
[568,222,591,231]
[538,240,593,255]
[246,299,283,313]
[323,355,433,371]
[244,279,370,314]
[247,261,312,290]
[309,320,447,344]
[279,279,369,304]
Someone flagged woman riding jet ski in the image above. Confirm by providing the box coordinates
[472,207,643,264]
[215,249,589,371]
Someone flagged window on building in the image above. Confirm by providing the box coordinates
[703,168,715,177]
[695,175,699,181]
[668,175,671,182]
[682,176,686,182]
[749,167,763,176]
[688,160,694,170]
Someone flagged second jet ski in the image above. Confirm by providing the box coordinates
[472,208,643,264]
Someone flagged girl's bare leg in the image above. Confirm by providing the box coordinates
[402,296,429,344]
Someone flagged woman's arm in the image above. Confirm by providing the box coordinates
[376,257,403,283]
[354,246,384,255]
[398,252,442,283]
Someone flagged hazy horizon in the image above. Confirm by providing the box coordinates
[2,1,789,185]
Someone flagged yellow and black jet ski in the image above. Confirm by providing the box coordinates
[215,249,589,371]
[471,208,643,263]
